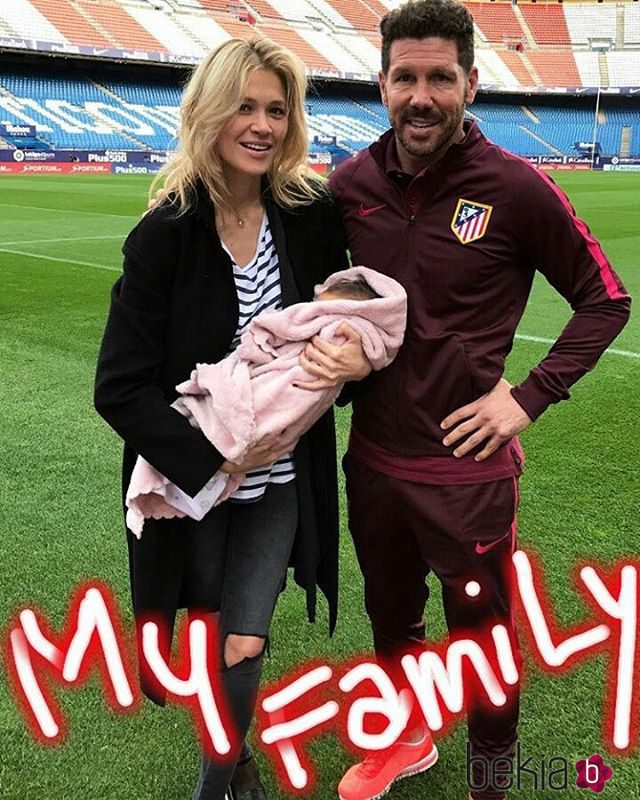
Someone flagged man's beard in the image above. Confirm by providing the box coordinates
[394,103,465,163]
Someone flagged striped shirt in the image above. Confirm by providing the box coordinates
[222,213,296,502]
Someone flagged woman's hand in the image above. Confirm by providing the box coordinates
[295,323,372,390]
[220,430,298,474]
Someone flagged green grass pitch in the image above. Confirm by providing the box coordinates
[0,173,637,800]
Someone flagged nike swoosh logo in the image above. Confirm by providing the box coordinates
[475,530,512,555]
[358,203,387,217]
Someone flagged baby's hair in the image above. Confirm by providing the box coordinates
[327,276,381,300]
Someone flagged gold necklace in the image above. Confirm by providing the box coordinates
[222,201,260,230]
[227,208,250,228]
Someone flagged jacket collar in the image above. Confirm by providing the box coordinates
[192,179,218,232]
[263,193,300,307]
[369,119,484,178]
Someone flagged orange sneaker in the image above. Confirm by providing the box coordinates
[338,730,438,800]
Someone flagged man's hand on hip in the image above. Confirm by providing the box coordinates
[441,378,532,461]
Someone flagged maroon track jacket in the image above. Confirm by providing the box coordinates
[330,122,630,465]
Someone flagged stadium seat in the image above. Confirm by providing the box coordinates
[624,5,640,46]
[564,3,616,45]
[519,5,571,47]
[463,2,526,43]
[124,4,206,56]
[82,1,168,53]
[0,0,66,43]
[527,52,582,88]
[499,50,536,86]
[28,0,111,48]
[326,0,380,31]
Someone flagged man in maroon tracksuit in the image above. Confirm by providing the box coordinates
[301,1,631,799]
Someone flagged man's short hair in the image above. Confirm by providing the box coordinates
[380,0,475,75]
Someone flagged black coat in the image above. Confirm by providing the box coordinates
[95,184,349,670]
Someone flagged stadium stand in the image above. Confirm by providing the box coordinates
[332,31,380,72]
[302,0,353,29]
[472,102,531,126]
[563,4,617,46]
[360,0,390,16]
[0,0,65,43]
[177,11,230,50]
[525,104,595,154]
[262,0,319,24]
[470,100,549,155]
[0,66,177,149]
[463,2,526,43]
[238,0,278,20]
[296,28,371,73]
[602,107,637,156]
[327,0,380,31]
[608,51,640,88]
[212,15,262,39]
[100,78,180,148]
[306,93,385,152]
[4,63,635,159]
[2,0,638,92]
[80,1,168,53]
[27,0,111,48]
[498,50,537,86]
[477,122,553,156]
[519,5,571,47]
[363,30,383,53]
[1,0,640,162]
[624,5,640,46]
[195,0,250,13]
[124,4,206,56]
[255,24,335,69]
[527,52,582,89]
[574,51,603,88]
[475,49,518,87]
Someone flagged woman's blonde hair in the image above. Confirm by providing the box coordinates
[150,37,321,213]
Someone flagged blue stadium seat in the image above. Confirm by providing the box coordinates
[0,65,638,158]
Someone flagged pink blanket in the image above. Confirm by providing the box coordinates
[126,266,407,536]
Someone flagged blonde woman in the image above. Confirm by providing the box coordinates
[95,38,370,800]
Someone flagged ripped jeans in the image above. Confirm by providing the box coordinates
[191,480,298,800]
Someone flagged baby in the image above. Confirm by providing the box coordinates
[126,266,407,536]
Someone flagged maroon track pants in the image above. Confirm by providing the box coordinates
[344,452,521,800]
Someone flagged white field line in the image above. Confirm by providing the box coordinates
[0,246,120,272]
[1,244,637,360]
[0,202,136,219]
[515,333,639,360]
[0,235,125,246]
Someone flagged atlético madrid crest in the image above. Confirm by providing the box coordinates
[451,198,493,245]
